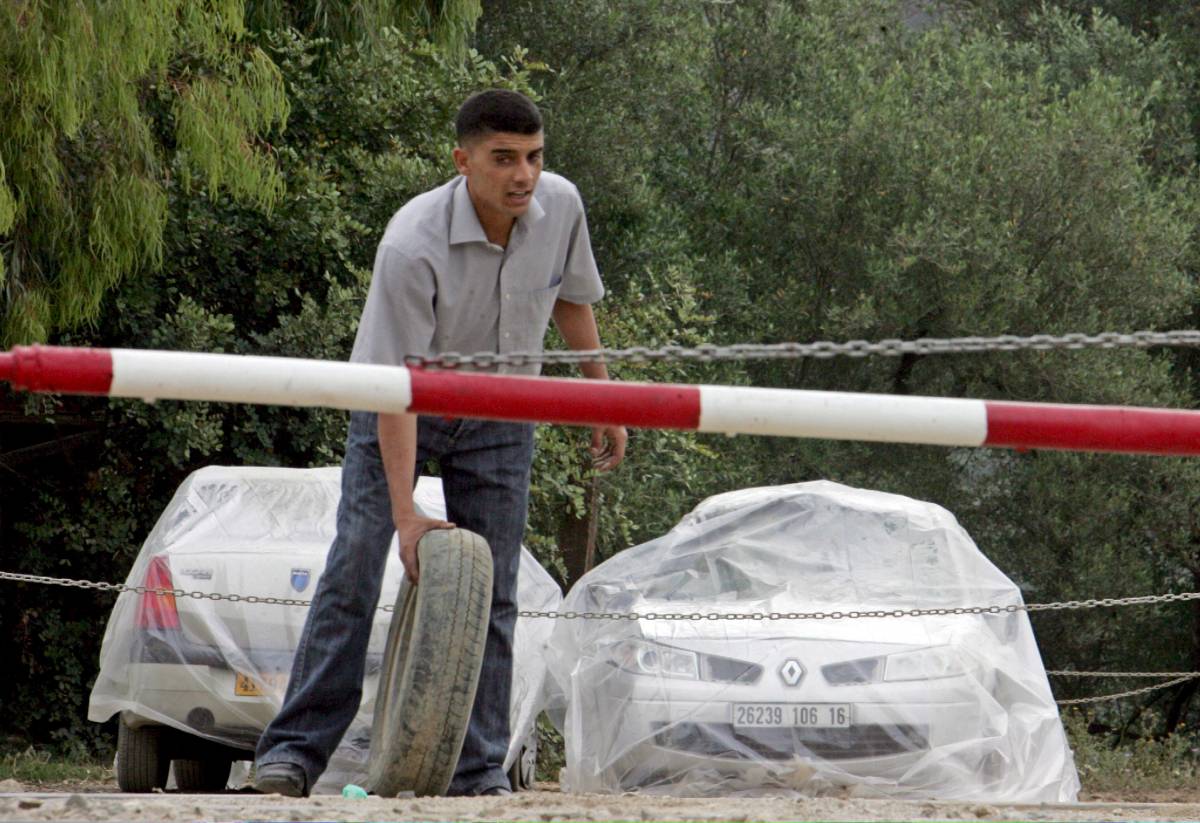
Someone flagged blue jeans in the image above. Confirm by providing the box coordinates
[255,411,535,795]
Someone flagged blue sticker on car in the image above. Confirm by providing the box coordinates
[290,568,311,592]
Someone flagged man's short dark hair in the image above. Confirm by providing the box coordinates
[456,90,542,144]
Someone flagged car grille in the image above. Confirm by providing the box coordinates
[653,721,929,761]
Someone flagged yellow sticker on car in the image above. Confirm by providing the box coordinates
[235,671,287,697]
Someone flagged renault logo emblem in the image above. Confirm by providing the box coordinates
[779,659,805,687]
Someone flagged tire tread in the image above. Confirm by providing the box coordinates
[116,717,169,793]
[173,757,232,792]
[367,528,493,797]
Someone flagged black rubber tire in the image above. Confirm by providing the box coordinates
[173,756,232,792]
[367,528,493,797]
[116,715,169,793]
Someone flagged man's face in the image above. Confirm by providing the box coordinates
[453,131,544,224]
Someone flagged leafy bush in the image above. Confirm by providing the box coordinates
[1065,708,1200,793]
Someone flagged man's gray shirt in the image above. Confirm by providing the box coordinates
[351,172,604,376]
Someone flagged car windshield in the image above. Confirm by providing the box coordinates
[152,470,340,550]
[581,483,1016,610]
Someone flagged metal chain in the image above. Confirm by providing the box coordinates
[1047,670,1200,678]
[515,591,1200,622]
[5,569,1196,620]
[7,569,1198,704]
[1055,674,1200,706]
[402,329,1200,370]
[0,570,395,612]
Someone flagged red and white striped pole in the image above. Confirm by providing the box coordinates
[2,345,1199,456]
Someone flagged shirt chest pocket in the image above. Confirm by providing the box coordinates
[501,281,562,354]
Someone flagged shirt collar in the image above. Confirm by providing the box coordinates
[520,190,546,228]
[449,176,546,246]
[449,178,488,245]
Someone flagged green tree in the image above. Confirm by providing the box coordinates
[489,0,1200,733]
[0,0,289,345]
[659,0,1200,729]
[0,27,531,750]
[932,0,1200,735]
[0,0,486,347]
[244,0,480,50]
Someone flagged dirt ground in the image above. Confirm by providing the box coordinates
[3,780,1200,822]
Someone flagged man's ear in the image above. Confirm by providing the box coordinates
[452,146,470,176]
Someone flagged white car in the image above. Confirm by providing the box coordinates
[88,466,559,793]
[547,481,1079,802]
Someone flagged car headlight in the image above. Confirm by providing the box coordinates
[608,639,699,680]
[822,646,968,684]
[822,656,884,685]
[702,652,762,685]
[884,646,967,682]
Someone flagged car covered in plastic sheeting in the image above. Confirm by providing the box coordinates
[88,466,560,794]
[546,481,1079,802]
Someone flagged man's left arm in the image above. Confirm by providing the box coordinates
[552,298,627,472]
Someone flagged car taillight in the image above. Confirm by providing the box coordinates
[136,556,180,630]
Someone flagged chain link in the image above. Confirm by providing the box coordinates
[0,570,395,612]
[1048,670,1200,706]
[1055,674,1200,706]
[516,591,1200,622]
[9,569,1200,704]
[7,569,1196,621]
[403,329,1200,370]
[1047,670,1200,678]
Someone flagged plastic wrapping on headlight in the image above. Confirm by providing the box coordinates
[884,646,966,681]
[609,639,699,680]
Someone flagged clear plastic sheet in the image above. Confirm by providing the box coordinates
[88,466,560,792]
[546,481,1079,802]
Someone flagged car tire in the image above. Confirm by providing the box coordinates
[507,736,537,791]
[116,715,169,792]
[173,757,232,792]
[367,528,493,797]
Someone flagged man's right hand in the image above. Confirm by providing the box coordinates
[395,511,455,584]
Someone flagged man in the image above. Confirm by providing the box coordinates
[252,89,626,797]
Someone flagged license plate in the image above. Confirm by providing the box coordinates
[234,671,289,697]
[732,703,852,729]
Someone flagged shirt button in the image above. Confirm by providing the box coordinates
[504,293,511,300]
[504,332,511,338]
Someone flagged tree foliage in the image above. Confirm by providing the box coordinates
[480,0,1200,735]
[0,0,486,347]
[244,0,480,52]
[681,2,1200,721]
[0,0,289,345]
[0,26,532,747]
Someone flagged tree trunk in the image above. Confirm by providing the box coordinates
[558,474,601,590]
[1163,574,1200,735]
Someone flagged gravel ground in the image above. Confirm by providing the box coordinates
[1,782,1199,822]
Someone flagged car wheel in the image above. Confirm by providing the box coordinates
[116,715,169,792]
[367,528,492,797]
[507,736,537,791]
[173,757,232,792]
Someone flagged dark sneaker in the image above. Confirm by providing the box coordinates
[253,761,307,797]
[479,784,512,796]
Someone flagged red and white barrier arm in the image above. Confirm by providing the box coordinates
[2,345,1199,456]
